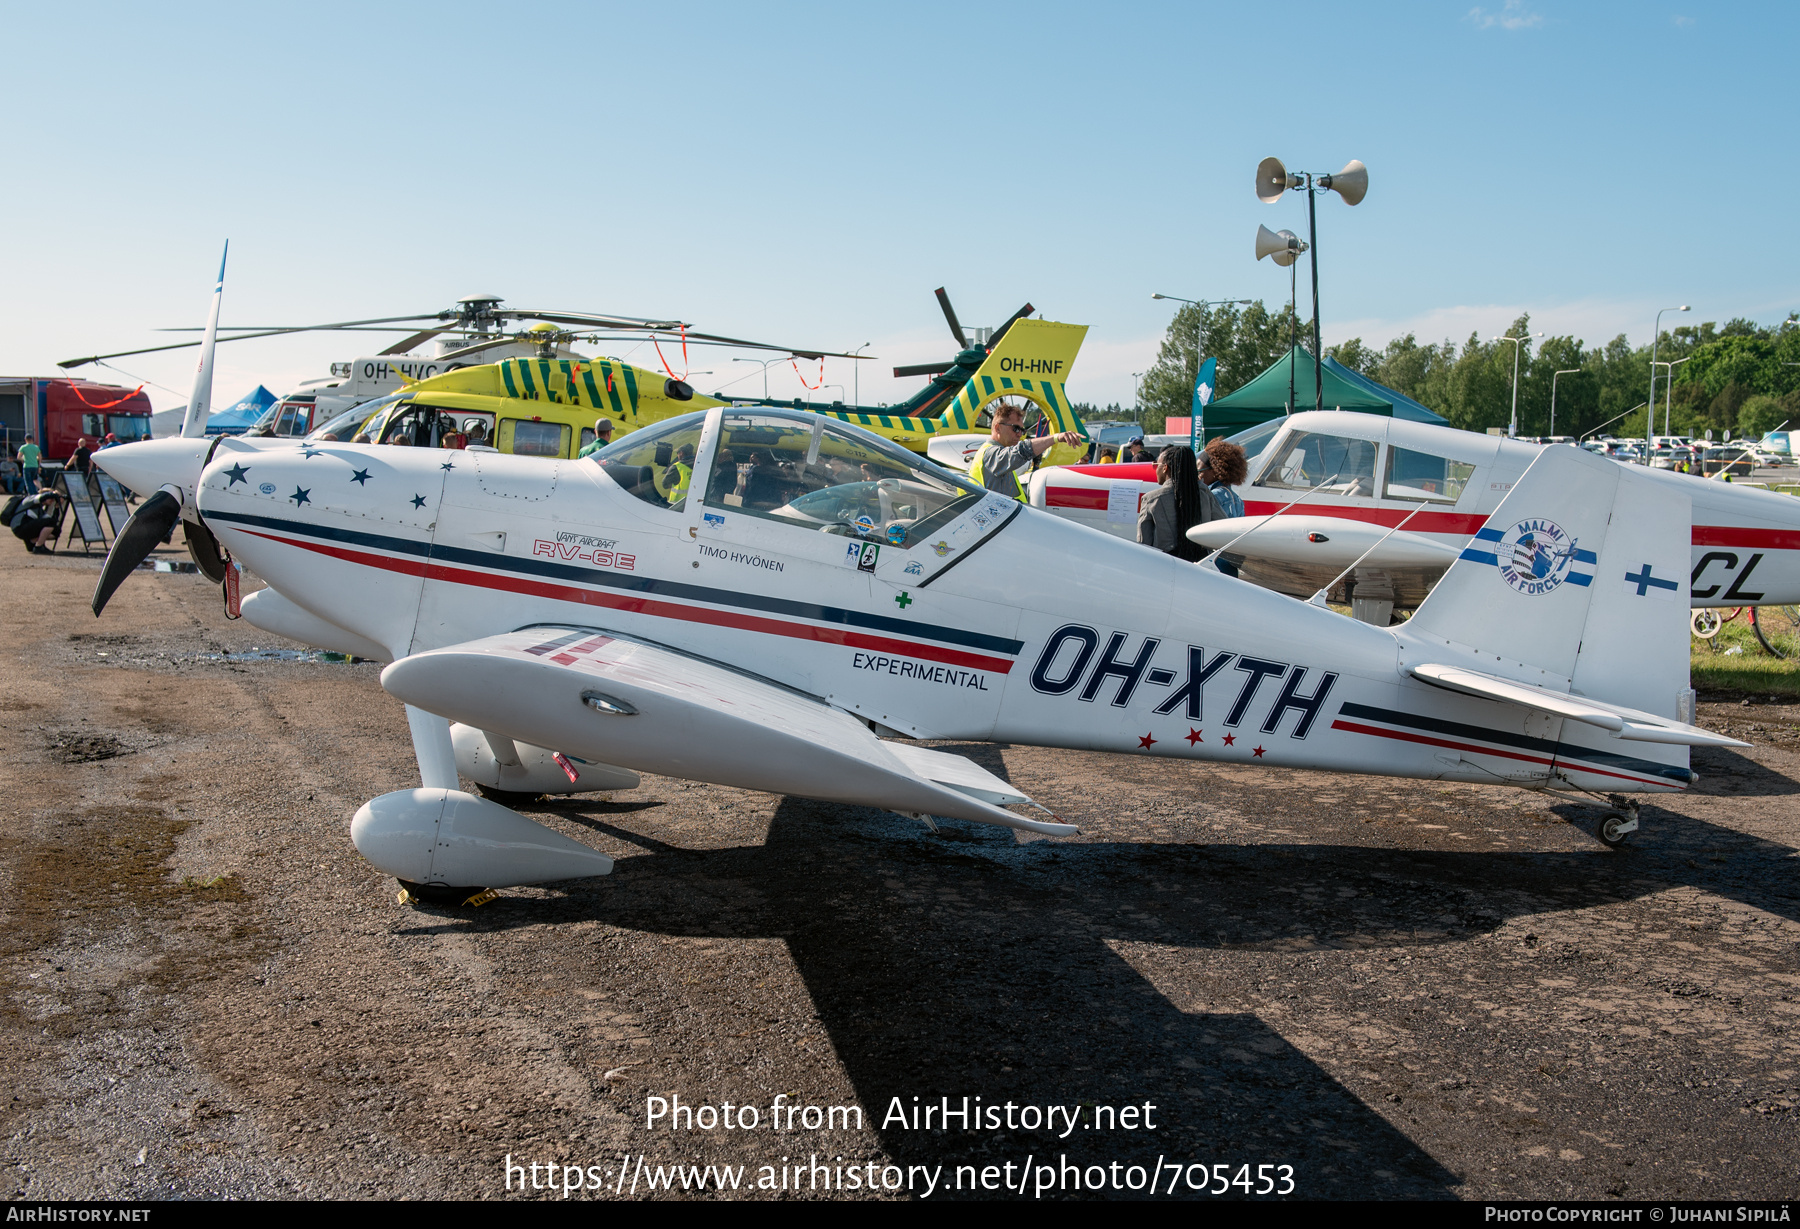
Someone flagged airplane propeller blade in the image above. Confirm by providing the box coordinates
[179,241,228,439]
[91,490,183,617]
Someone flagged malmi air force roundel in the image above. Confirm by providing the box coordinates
[1495,517,1583,596]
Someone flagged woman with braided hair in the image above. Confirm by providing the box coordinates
[1137,444,1220,562]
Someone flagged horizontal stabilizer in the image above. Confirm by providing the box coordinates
[1410,663,1747,748]
[380,627,1076,836]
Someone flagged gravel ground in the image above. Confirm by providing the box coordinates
[1,538,1796,1201]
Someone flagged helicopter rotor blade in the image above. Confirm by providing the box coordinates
[493,309,689,331]
[893,361,955,378]
[379,328,453,356]
[935,287,968,349]
[154,313,444,333]
[987,303,1036,348]
[432,336,531,363]
[62,317,448,368]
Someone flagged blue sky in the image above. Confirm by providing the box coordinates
[1,1,1792,412]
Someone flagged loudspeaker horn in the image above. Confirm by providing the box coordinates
[1255,225,1307,268]
[1256,156,1296,204]
[1320,159,1368,206]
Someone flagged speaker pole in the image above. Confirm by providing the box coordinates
[1307,174,1322,414]
[1289,258,1298,415]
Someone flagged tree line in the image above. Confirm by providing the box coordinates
[1130,299,1800,442]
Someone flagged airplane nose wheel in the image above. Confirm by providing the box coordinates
[1596,797,1640,849]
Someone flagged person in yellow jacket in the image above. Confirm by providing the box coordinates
[657,443,695,506]
[969,405,1082,501]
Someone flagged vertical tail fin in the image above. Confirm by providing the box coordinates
[1406,445,1690,721]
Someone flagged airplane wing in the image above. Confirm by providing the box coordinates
[380,628,1076,836]
[1409,663,1748,748]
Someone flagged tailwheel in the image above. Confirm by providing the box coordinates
[1691,609,1723,639]
[396,879,498,907]
[474,782,543,805]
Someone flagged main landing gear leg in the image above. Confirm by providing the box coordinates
[1597,795,1640,849]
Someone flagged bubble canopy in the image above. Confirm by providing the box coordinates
[589,408,987,549]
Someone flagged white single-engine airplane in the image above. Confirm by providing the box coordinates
[92,402,1740,905]
[1034,410,1800,621]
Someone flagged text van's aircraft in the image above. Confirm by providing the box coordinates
[92,396,1739,905]
[1032,410,1800,621]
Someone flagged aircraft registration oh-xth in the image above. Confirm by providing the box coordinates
[92,403,1742,906]
[1032,410,1800,622]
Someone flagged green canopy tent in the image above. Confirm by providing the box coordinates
[1200,346,1448,442]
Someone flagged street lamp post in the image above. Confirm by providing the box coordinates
[823,384,846,405]
[1550,368,1582,438]
[1652,356,1692,437]
[1151,294,1251,448]
[1488,331,1544,438]
[1648,305,1691,454]
[851,342,871,407]
[732,356,784,400]
[1132,372,1145,422]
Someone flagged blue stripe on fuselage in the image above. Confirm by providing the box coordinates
[205,508,1024,656]
[1336,700,1692,783]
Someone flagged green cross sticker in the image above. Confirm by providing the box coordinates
[894,591,913,609]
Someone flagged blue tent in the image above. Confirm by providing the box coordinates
[204,385,278,435]
[1321,355,1448,424]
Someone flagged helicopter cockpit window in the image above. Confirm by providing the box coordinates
[702,412,983,548]
[308,402,382,443]
[586,413,706,512]
[1384,446,1476,504]
[376,403,476,449]
[1255,429,1379,496]
[274,401,312,437]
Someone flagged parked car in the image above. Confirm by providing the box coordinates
[1701,446,1755,477]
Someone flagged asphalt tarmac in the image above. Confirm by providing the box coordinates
[1,538,1796,1201]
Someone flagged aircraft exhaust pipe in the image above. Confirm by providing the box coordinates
[91,488,183,617]
[350,788,614,891]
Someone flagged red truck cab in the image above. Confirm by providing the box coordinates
[0,377,154,463]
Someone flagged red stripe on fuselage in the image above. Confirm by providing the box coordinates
[1045,487,1113,510]
[235,529,1016,674]
[1330,718,1682,789]
[1691,525,1800,550]
[1241,501,1490,535]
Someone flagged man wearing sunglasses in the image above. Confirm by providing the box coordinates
[969,405,1082,502]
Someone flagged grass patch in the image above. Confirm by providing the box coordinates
[1691,606,1800,698]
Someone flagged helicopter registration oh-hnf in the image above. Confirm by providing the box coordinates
[1033,410,1800,623]
[92,403,1739,905]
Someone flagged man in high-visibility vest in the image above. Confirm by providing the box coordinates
[969,405,1081,501]
[657,443,695,506]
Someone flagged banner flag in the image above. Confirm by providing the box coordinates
[1191,357,1217,450]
